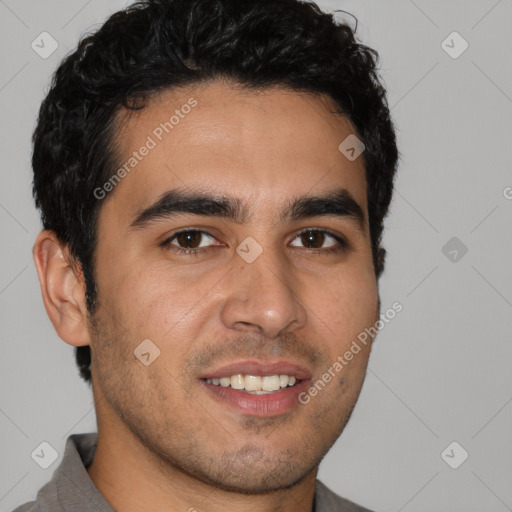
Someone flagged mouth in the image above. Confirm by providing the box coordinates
[203,374,300,394]
[199,360,311,417]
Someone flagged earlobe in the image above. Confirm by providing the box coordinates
[32,230,91,347]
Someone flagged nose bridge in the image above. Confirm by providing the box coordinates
[220,239,307,337]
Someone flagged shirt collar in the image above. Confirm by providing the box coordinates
[36,432,349,512]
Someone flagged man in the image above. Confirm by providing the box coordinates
[15,0,398,510]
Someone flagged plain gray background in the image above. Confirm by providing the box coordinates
[1,1,511,511]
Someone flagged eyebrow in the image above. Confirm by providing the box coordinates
[129,187,366,231]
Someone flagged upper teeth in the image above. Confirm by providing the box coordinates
[205,374,297,393]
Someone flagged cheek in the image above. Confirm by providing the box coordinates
[101,262,214,353]
[308,264,378,342]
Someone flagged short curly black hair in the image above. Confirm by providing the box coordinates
[32,0,399,385]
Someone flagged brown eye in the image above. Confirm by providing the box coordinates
[175,231,203,249]
[290,229,341,250]
[301,230,326,249]
[162,230,219,254]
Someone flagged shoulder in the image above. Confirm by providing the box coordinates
[10,433,100,512]
[9,478,61,512]
[11,502,41,512]
[315,480,375,512]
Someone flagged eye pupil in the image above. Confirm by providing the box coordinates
[302,230,324,248]
[177,231,201,248]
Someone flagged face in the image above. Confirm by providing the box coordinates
[88,81,380,493]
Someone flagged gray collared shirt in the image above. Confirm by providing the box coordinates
[12,433,373,512]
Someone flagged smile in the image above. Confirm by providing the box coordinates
[203,374,298,394]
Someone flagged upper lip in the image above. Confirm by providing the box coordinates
[199,360,312,380]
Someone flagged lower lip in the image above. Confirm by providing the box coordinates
[201,379,311,417]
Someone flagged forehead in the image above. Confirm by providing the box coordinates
[105,80,368,223]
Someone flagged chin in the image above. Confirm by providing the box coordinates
[180,443,321,495]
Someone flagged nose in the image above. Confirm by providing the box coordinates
[220,246,307,338]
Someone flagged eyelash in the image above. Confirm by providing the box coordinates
[160,228,349,256]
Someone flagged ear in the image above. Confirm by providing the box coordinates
[33,230,91,347]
